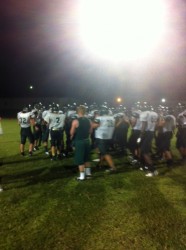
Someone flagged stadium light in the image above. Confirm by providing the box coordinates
[116,97,122,103]
[78,0,168,62]
[161,98,166,103]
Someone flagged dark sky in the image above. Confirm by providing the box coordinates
[1,0,186,103]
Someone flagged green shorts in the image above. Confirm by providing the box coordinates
[74,139,91,165]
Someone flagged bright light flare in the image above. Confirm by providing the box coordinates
[78,0,168,62]
[161,98,166,103]
[116,97,122,103]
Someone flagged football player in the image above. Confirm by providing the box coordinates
[113,112,129,155]
[128,105,142,164]
[44,104,66,160]
[161,108,176,167]
[41,105,52,154]
[176,109,186,164]
[33,103,43,151]
[64,104,77,156]
[70,105,93,180]
[17,106,35,156]
[92,105,117,172]
[138,102,158,177]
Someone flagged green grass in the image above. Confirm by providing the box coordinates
[0,119,186,250]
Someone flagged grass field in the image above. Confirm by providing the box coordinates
[0,119,186,250]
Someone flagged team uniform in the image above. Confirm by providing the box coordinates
[176,110,186,162]
[94,115,115,155]
[17,110,35,155]
[33,110,42,150]
[64,110,77,156]
[93,111,117,172]
[140,110,158,154]
[160,114,176,166]
[42,109,51,142]
[154,113,165,158]
[139,110,158,176]
[128,110,142,158]
[41,109,51,154]
[113,113,129,154]
[44,111,66,159]
[88,109,99,149]
[161,114,176,151]
[73,117,91,165]
[70,105,92,180]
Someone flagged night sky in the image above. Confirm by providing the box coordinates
[1,0,186,103]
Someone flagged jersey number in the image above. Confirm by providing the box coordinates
[105,120,114,127]
[19,118,27,124]
[56,117,60,123]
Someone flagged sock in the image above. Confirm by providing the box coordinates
[85,168,91,176]
[79,172,85,180]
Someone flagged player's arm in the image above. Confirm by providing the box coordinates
[29,112,36,126]
[92,118,100,129]
[44,114,50,125]
[172,117,176,134]
[115,117,123,127]
[17,113,21,126]
[89,120,94,134]
[141,121,147,134]
[70,119,79,140]
[130,117,137,127]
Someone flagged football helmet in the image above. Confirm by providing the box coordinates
[99,105,109,115]
[52,104,59,113]
[22,106,29,113]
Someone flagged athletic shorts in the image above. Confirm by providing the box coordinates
[33,125,42,140]
[20,127,34,144]
[176,128,186,148]
[50,130,63,147]
[155,132,164,151]
[140,131,154,154]
[74,139,91,165]
[161,132,173,151]
[95,138,112,156]
[127,130,141,152]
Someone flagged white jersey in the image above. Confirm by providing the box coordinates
[131,110,142,130]
[66,110,76,118]
[140,110,158,132]
[95,115,115,140]
[163,115,176,132]
[42,110,51,119]
[44,112,66,130]
[177,110,186,128]
[17,112,33,128]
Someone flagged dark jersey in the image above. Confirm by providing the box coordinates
[74,117,91,141]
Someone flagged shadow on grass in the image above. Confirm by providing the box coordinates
[168,165,186,193]
[127,176,186,249]
[21,182,107,250]
[0,153,52,166]
[1,156,135,190]
[1,163,79,190]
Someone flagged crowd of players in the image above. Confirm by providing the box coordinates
[17,101,186,178]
